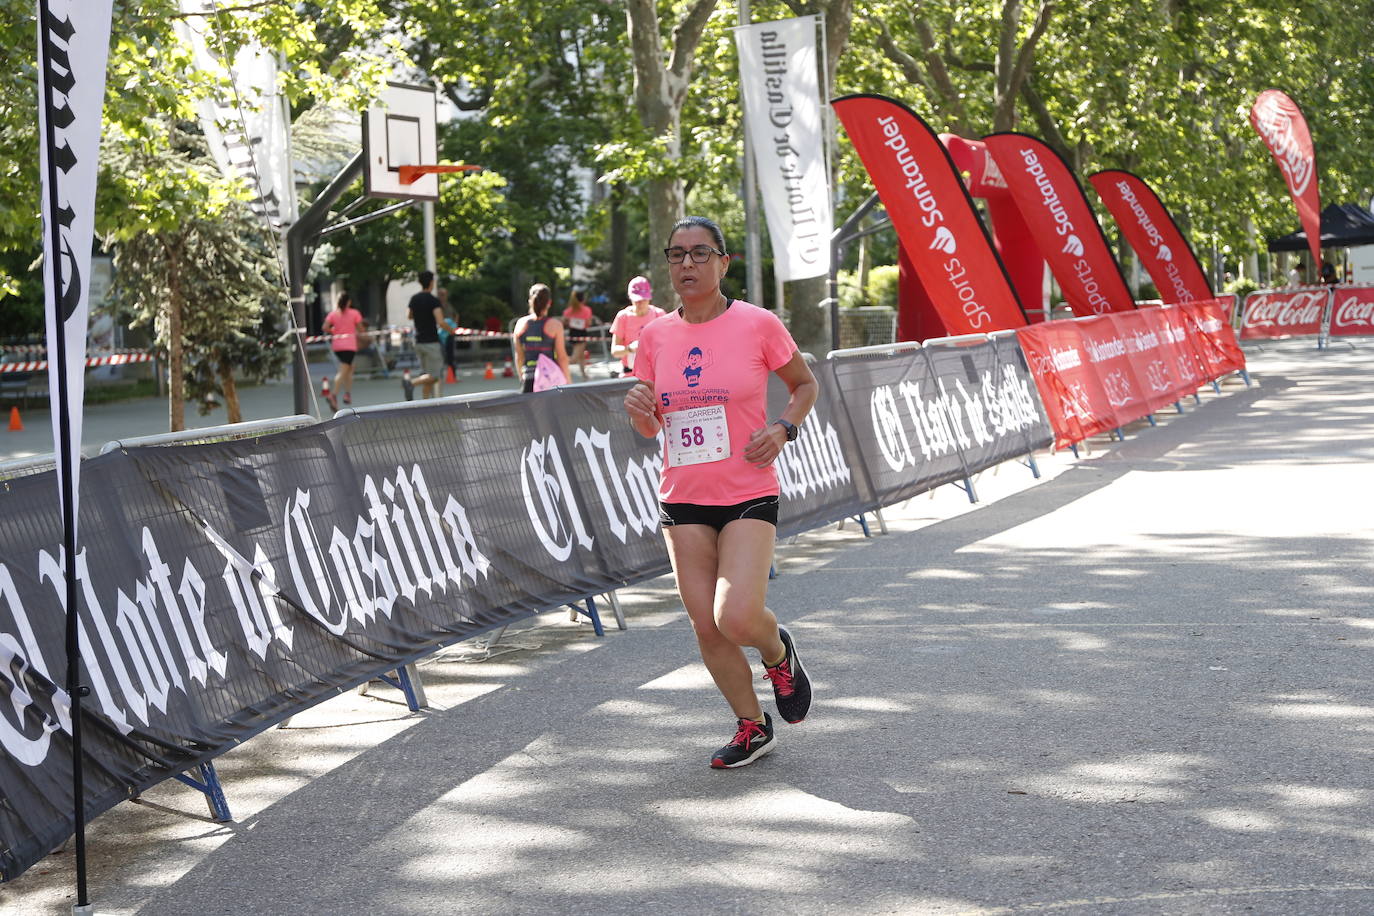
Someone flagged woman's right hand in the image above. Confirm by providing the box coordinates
[623,380,660,435]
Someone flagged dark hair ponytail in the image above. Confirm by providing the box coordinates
[528,283,553,316]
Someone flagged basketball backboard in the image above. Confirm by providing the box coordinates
[362,82,439,201]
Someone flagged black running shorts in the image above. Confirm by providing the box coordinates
[658,496,779,531]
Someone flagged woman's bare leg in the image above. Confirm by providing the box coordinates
[663,524,764,721]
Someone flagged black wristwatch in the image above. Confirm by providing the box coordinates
[774,419,799,441]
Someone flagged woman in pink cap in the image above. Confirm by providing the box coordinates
[622,215,818,768]
[610,275,666,377]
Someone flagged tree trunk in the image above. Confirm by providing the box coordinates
[646,176,684,307]
[608,183,628,305]
[624,0,716,307]
[220,357,242,424]
[166,241,185,432]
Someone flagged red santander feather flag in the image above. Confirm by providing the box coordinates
[832,94,1027,333]
[1250,90,1321,269]
[1088,170,1213,304]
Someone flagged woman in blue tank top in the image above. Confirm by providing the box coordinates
[513,283,571,393]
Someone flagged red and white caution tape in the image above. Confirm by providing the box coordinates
[0,352,154,373]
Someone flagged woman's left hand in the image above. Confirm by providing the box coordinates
[744,423,789,468]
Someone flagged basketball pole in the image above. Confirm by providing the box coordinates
[423,202,437,274]
[285,153,364,416]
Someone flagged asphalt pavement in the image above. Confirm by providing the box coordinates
[3,338,1373,915]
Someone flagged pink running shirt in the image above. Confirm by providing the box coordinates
[610,304,666,372]
[322,307,366,352]
[635,300,798,505]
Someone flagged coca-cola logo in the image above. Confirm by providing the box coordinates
[1243,292,1325,328]
[1252,95,1314,197]
[1334,294,1374,329]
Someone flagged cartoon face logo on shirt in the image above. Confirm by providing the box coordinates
[681,346,712,387]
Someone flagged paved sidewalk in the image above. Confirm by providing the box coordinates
[3,340,1373,915]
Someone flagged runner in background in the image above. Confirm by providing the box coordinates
[513,283,571,393]
[611,276,665,377]
[404,270,458,400]
[623,215,819,769]
[321,292,366,406]
[563,290,596,380]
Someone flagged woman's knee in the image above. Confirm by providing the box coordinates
[714,603,767,646]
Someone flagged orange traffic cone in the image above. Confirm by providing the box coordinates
[445,365,456,384]
[502,357,515,378]
[7,406,21,431]
[483,362,495,380]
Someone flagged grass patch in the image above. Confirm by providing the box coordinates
[84,378,160,405]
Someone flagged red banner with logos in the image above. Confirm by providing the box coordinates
[833,94,1027,333]
[1088,170,1214,305]
[1179,298,1246,377]
[1016,320,1117,447]
[1019,304,1246,449]
[1238,287,1329,339]
[1250,90,1321,269]
[1328,285,1374,338]
[984,132,1136,316]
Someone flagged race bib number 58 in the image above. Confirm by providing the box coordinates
[664,404,730,468]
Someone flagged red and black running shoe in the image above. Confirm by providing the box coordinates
[710,713,776,769]
[764,625,812,723]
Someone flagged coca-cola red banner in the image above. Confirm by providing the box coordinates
[1328,285,1374,338]
[1019,304,1246,449]
[1238,287,1329,340]
[1250,90,1321,269]
[984,133,1135,316]
[1088,170,1213,305]
[832,94,1028,333]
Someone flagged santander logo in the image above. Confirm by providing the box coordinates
[930,226,957,254]
[1062,235,1084,257]
[1156,244,1173,263]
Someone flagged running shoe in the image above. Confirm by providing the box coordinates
[764,625,812,723]
[401,372,414,401]
[342,392,351,406]
[710,713,776,769]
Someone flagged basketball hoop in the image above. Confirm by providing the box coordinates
[398,164,483,185]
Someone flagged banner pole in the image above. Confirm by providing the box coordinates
[738,0,764,309]
[36,1,91,908]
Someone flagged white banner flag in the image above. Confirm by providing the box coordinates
[735,17,832,283]
[38,0,115,536]
[177,1,296,227]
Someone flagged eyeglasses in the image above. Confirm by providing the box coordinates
[664,245,726,264]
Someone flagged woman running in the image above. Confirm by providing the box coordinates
[321,292,367,406]
[563,290,596,381]
[623,215,818,768]
[513,283,571,393]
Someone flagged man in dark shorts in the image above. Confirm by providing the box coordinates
[405,270,457,400]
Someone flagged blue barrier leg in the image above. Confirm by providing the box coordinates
[567,597,606,636]
[769,564,777,580]
[1175,401,1185,414]
[1113,428,1125,441]
[1240,368,1252,387]
[173,761,232,822]
[1211,380,1221,394]
[1146,414,1157,427]
[374,665,425,711]
[955,477,978,504]
[1194,392,1203,405]
[855,514,872,537]
[1070,442,1080,459]
[1023,452,1042,479]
